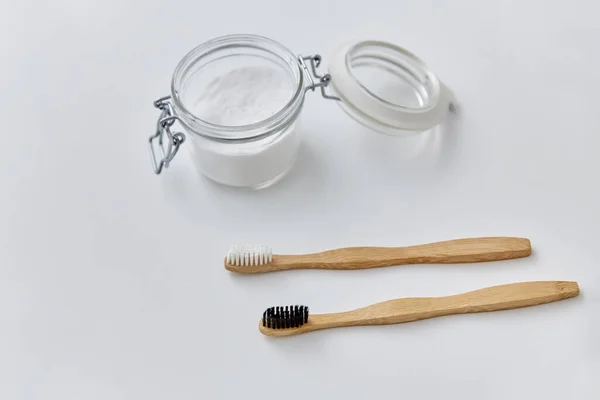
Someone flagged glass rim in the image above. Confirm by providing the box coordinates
[344,40,441,112]
[170,34,305,142]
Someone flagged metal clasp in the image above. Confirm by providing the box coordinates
[298,55,339,101]
[148,96,186,174]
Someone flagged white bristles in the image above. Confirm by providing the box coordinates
[226,245,273,267]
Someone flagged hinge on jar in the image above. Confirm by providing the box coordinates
[298,55,340,101]
[148,95,186,174]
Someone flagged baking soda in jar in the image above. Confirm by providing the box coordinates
[187,66,300,188]
[150,35,306,189]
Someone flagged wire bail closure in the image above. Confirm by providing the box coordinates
[298,55,339,101]
[148,96,186,174]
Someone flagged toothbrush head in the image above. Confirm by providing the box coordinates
[262,305,309,329]
[226,245,273,267]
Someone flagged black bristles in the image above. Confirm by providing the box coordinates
[278,306,283,329]
[278,307,283,329]
[294,305,299,327]
[304,306,309,323]
[268,307,274,328]
[284,307,288,328]
[261,305,310,329]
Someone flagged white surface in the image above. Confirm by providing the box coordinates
[1,1,598,399]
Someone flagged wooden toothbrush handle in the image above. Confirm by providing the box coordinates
[260,281,579,336]
[277,237,531,271]
[316,281,579,330]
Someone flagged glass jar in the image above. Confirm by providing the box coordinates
[148,34,455,189]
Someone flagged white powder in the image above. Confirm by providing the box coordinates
[185,66,301,188]
[192,66,295,128]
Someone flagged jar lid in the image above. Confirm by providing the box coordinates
[328,40,454,135]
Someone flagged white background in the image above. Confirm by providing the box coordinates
[1,0,598,399]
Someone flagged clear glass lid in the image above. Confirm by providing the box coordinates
[328,40,453,135]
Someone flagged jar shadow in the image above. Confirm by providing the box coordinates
[158,112,461,222]
[265,141,329,194]
[358,111,461,173]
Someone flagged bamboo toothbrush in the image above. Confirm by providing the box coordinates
[259,281,579,337]
[225,237,531,273]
